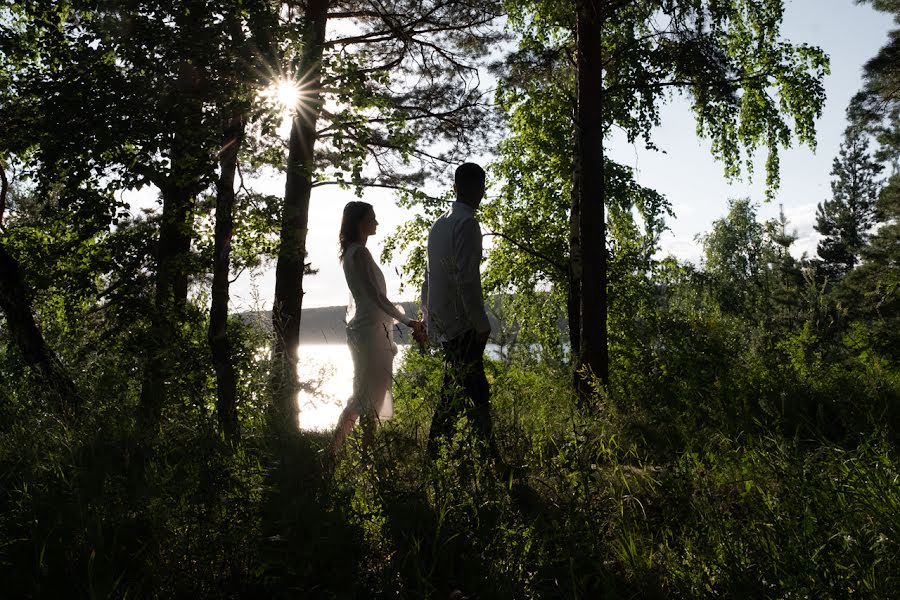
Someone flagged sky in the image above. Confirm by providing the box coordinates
[222,0,894,311]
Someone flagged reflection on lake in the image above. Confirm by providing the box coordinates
[296,344,409,431]
[295,343,514,431]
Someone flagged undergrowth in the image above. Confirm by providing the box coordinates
[1,339,898,598]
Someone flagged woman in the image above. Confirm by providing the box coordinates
[332,201,424,453]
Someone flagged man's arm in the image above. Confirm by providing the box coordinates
[416,262,430,346]
[455,217,490,339]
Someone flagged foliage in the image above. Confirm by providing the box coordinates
[838,169,900,361]
[1,1,898,598]
[815,124,884,279]
[3,325,898,597]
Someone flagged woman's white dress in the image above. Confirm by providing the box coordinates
[342,243,408,420]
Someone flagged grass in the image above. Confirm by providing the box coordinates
[0,342,898,598]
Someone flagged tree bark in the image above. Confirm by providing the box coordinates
[0,241,81,414]
[209,112,245,442]
[138,2,210,428]
[568,175,582,377]
[575,0,609,395]
[138,177,197,428]
[271,0,331,429]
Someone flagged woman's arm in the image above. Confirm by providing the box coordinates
[353,247,413,325]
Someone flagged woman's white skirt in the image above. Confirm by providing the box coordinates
[345,322,397,420]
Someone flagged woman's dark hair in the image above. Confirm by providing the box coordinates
[339,201,373,262]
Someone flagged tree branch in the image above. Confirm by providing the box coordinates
[604,71,767,97]
[311,179,444,202]
[316,100,487,136]
[483,230,567,275]
[327,9,390,19]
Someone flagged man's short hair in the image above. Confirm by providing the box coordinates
[455,162,485,201]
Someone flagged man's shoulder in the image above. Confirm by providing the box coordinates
[429,207,478,241]
[443,207,478,228]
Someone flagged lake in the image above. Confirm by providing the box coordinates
[295,343,411,430]
[295,343,510,430]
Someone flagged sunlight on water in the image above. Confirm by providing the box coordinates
[296,344,409,431]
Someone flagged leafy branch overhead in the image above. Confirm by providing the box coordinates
[281,0,507,191]
[499,0,828,193]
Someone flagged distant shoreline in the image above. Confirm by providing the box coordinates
[238,300,516,345]
[238,302,421,345]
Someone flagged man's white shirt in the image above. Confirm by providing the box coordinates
[422,201,491,343]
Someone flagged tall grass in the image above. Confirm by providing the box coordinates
[1,327,898,598]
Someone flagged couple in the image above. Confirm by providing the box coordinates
[332,163,494,458]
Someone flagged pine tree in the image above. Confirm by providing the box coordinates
[841,168,900,359]
[765,205,805,331]
[815,125,883,279]
[830,1,899,358]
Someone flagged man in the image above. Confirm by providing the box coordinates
[421,162,495,459]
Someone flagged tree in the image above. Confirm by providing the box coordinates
[206,3,282,442]
[700,198,767,316]
[853,0,900,145]
[0,0,285,438]
[841,2,900,359]
[471,0,829,396]
[700,199,815,340]
[0,165,81,415]
[764,204,805,332]
[840,173,900,359]
[814,124,883,279]
[482,37,576,362]
[209,111,247,443]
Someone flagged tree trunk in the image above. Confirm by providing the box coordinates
[575,0,609,396]
[209,111,245,442]
[138,1,207,427]
[568,105,582,375]
[139,178,196,428]
[568,175,582,377]
[271,0,331,429]
[0,241,81,414]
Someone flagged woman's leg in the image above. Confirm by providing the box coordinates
[334,331,366,455]
[332,406,359,454]
[360,412,376,454]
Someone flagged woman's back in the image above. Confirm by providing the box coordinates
[343,243,403,331]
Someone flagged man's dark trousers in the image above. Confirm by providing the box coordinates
[427,329,494,458]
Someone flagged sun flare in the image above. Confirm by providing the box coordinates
[261,77,302,116]
[276,78,300,110]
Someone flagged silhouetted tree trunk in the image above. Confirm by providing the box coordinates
[138,128,207,429]
[210,1,275,441]
[139,177,198,427]
[138,43,209,428]
[568,167,582,378]
[271,0,330,430]
[574,0,609,396]
[0,241,81,414]
[209,111,245,442]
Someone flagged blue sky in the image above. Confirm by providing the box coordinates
[229,0,894,310]
[613,0,893,267]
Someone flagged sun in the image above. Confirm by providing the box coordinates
[275,78,301,111]
[261,77,302,116]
